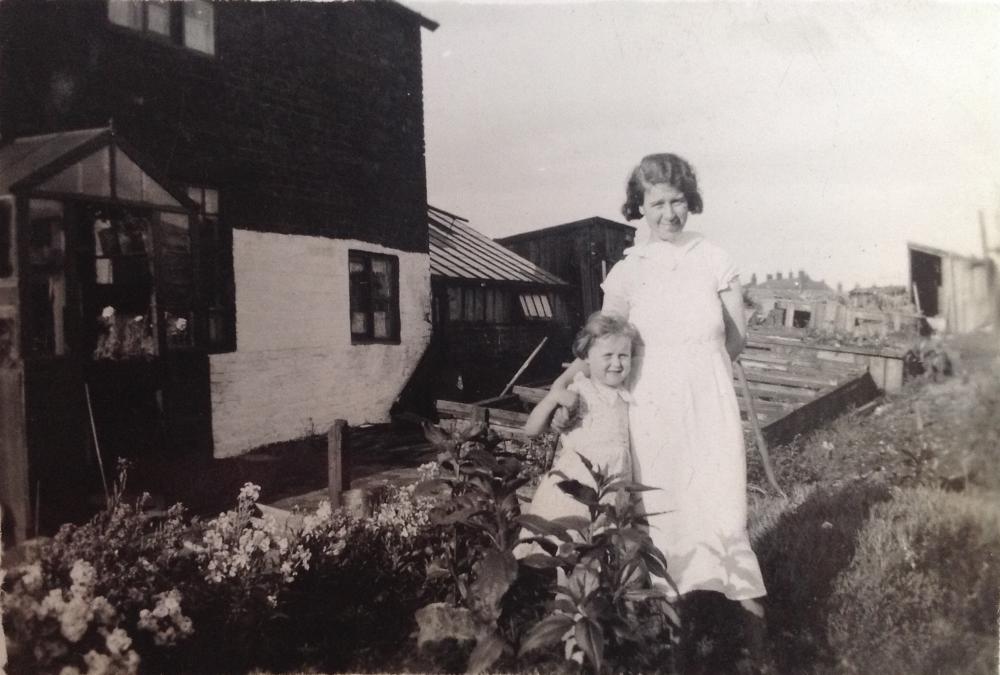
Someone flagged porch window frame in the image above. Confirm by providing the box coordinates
[6,129,202,361]
[186,185,235,354]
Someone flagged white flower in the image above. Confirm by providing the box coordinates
[20,562,43,591]
[60,596,93,643]
[69,559,97,597]
[105,627,132,655]
[175,317,188,331]
[101,306,115,319]
[59,667,82,675]
[90,596,117,625]
[238,482,261,504]
[83,649,111,675]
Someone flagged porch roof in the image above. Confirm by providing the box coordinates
[0,127,194,211]
[428,205,568,287]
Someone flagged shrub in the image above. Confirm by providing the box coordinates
[2,462,197,674]
[826,487,1000,675]
[751,480,892,672]
[2,465,446,674]
[282,484,443,672]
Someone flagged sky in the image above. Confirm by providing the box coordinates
[409,1,1000,289]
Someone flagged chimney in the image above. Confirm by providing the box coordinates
[776,272,783,281]
[798,269,806,282]
[750,273,758,286]
[766,274,773,281]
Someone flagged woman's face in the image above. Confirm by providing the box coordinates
[642,182,689,242]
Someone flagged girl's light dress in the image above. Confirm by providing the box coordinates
[515,372,631,556]
[601,231,767,600]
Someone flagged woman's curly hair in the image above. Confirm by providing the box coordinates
[621,153,704,221]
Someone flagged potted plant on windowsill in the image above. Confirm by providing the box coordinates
[92,306,157,362]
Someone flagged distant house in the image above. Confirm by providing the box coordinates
[418,206,573,403]
[0,0,437,540]
[747,270,837,329]
[496,217,635,327]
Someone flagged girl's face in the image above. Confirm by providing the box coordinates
[586,334,632,388]
[642,182,689,242]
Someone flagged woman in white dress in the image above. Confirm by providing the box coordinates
[551,153,766,635]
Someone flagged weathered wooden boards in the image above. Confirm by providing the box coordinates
[436,335,881,448]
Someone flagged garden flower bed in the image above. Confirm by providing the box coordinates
[3,332,998,674]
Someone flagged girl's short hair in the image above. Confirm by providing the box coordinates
[621,153,704,221]
[572,312,640,360]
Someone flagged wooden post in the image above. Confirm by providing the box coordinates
[328,419,349,506]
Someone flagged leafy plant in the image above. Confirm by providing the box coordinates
[517,453,679,674]
[414,419,535,672]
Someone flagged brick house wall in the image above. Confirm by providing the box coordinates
[0,0,436,457]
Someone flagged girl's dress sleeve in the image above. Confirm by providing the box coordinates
[713,245,740,292]
[600,258,632,318]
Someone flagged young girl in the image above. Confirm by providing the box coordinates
[515,312,637,556]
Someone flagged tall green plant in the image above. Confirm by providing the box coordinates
[415,419,533,672]
[517,453,680,673]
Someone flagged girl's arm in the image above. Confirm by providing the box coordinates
[720,280,748,361]
[523,388,579,436]
[551,358,587,392]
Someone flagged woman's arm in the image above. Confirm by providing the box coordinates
[720,280,747,362]
[523,388,579,436]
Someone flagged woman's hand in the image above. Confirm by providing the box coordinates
[550,391,580,433]
[720,281,748,361]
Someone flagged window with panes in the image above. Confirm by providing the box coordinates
[348,251,400,344]
[108,0,215,55]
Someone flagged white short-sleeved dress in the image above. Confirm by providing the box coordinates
[515,373,632,558]
[601,231,766,600]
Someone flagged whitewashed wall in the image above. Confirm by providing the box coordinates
[209,230,431,458]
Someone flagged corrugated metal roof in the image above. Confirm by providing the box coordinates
[428,205,567,286]
[0,127,107,194]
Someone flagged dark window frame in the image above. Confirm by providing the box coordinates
[0,201,12,278]
[107,0,215,56]
[348,250,400,345]
[187,185,235,354]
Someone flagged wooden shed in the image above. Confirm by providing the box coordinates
[909,242,998,333]
[415,206,574,404]
[496,217,635,327]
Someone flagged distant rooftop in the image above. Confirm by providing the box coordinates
[751,270,832,294]
[496,216,635,244]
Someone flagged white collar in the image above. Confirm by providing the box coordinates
[573,372,633,404]
[624,230,704,259]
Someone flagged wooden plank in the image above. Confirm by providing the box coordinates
[0,368,29,545]
[761,371,879,447]
[736,396,794,419]
[738,365,840,389]
[436,399,529,428]
[512,385,548,404]
[740,381,819,403]
[472,394,521,408]
[741,353,858,379]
